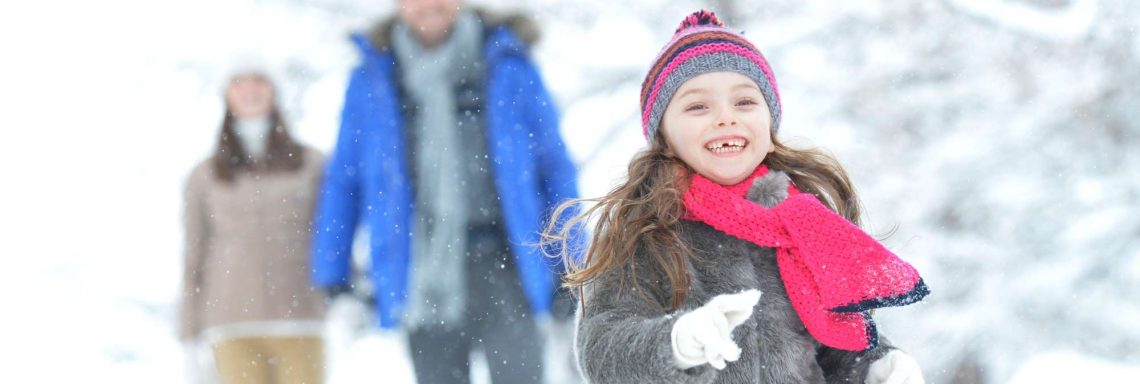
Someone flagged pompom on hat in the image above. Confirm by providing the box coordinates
[640,10,781,141]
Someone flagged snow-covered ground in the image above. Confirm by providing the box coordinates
[2,0,1138,383]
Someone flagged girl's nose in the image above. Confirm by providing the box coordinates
[715,108,738,127]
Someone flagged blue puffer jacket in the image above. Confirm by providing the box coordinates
[312,24,580,329]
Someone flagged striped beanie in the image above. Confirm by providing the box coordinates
[640,10,781,141]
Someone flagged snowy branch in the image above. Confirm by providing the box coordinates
[945,0,1098,41]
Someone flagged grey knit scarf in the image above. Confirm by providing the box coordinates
[392,10,483,330]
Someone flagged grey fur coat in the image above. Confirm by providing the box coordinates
[575,171,895,383]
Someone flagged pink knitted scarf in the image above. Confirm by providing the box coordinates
[682,165,928,351]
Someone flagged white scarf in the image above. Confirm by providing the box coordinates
[234,116,271,159]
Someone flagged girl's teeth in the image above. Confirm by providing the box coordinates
[706,139,747,153]
[710,145,744,153]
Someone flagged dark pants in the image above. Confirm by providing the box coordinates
[408,225,544,384]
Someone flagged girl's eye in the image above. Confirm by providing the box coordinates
[737,99,758,106]
[685,104,707,112]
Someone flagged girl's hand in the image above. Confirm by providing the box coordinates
[670,289,762,370]
[866,350,925,384]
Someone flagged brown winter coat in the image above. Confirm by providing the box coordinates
[179,147,326,340]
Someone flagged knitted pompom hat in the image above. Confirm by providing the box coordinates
[640,10,781,141]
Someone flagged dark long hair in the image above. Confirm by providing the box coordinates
[212,79,304,183]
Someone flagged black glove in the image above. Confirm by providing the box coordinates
[325,283,377,311]
[325,284,354,300]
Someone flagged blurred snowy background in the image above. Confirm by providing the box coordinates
[1,0,1138,382]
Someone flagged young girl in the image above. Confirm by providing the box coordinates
[545,10,929,383]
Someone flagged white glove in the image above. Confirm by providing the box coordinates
[324,294,373,363]
[867,350,925,384]
[327,328,415,384]
[328,293,372,332]
[670,289,762,370]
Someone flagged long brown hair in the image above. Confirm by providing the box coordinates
[212,77,304,183]
[542,131,863,312]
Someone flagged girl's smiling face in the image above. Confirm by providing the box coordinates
[661,71,774,185]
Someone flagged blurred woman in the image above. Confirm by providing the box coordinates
[180,71,326,384]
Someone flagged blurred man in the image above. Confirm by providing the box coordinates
[311,1,580,383]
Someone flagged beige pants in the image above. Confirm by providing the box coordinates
[211,336,324,384]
